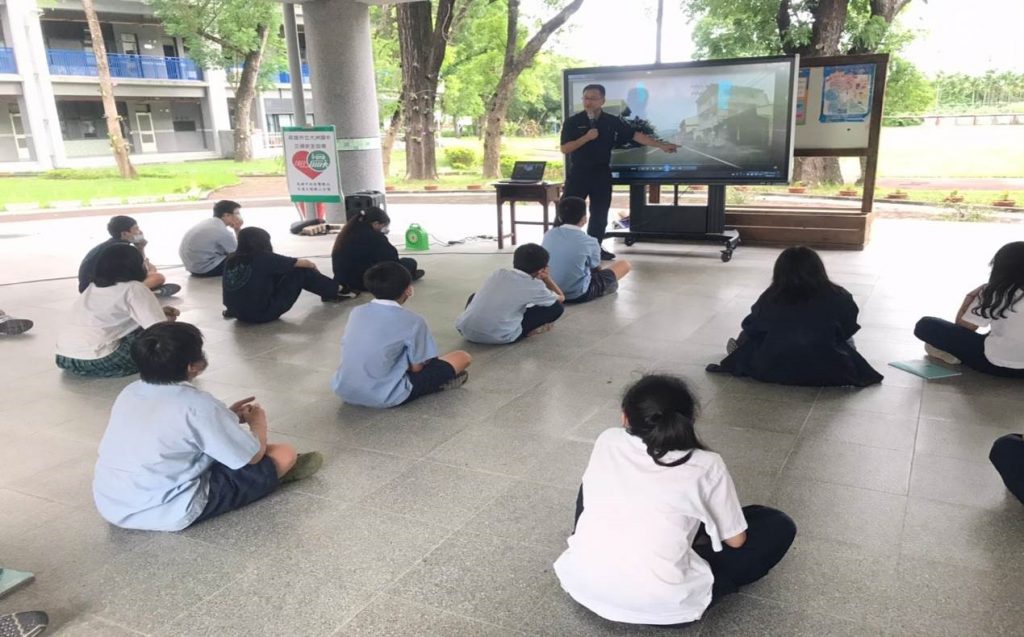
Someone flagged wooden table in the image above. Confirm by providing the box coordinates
[493,182,562,249]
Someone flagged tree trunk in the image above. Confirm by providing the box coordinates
[808,0,850,56]
[82,0,136,178]
[396,0,457,181]
[381,98,403,178]
[232,24,269,163]
[482,76,516,179]
[481,0,585,178]
[793,157,844,185]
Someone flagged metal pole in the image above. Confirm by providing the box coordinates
[283,4,306,126]
[655,0,664,64]
[283,3,315,221]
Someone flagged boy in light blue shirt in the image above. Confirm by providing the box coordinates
[93,322,322,531]
[456,243,565,344]
[542,196,631,304]
[332,262,472,408]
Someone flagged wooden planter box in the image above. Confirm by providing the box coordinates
[466,184,483,191]
[385,185,397,193]
[788,187,807,194]
[885,192,908,200]
[944,196,964,203]
[424,185,439,191]
[839,190,859,197]
[993,200,1016,208]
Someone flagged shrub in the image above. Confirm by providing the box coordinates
[444,146,478,171]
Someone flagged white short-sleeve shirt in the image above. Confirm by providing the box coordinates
[553,428,748,625]
[56,280,167,360]
[962,291,1024,369]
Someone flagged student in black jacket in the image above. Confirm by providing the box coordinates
[222,227,355,324]
[707,246,883,387]
[331,207,423,291]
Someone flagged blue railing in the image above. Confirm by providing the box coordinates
[46,49,202,81]
[277,63,310,84]
[0,48,16,74]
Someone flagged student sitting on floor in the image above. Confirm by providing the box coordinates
[78,215,180,297]
[56,243,179,377]
[331,207,423,292]
[542,196,631,304]
[707,246,883,387]
[455,243,565,344]
[331,262,471,408]
[222,227,357,323]
[554,374,796,627]
[179,200,243,277]
[990,433,1024,505]
[914,241,1024,378]
[93,322,323,531]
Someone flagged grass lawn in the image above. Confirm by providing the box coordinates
[2,126,1021,208]
[877,125,1024,178]
[0,158,284,208]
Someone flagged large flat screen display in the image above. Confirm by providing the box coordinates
[563,56,798,184]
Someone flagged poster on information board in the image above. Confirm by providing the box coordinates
[819,64,875,123]
[283,126,342,203]
[796,68,810,125]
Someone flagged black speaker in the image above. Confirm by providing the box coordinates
[344,190,387,221]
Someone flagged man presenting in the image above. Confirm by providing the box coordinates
[560,84,678,260]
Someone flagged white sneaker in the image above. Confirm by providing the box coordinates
[925,344,961,366]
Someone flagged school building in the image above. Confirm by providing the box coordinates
[0,0,312,172]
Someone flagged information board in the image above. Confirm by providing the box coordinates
[283,126,342,203]
[794,60,883,151]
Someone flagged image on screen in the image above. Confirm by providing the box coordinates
[563,56,797,184]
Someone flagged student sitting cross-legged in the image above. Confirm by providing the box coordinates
[554,374,796,627]
[56,243,180,378]
[222,227,357,323]
[707,246,883,387]
[331,207,423,292]
[92,322,323,531]
[914,241,1024,377]
[79,215,179,298]
[542,196,631,304]
[179,200,243,277]
[455,243,565,344]
[331,262,471,408]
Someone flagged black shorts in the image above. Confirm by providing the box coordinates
[566,268,618,304]
[403,358,457,404]
[191,456,279,526]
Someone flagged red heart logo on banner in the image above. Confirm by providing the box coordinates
[292,150,320,179]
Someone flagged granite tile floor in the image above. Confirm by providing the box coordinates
[1,205,1022,636]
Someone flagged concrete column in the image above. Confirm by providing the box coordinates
[6,0,66,168]
[203,68,232,156]
[303,0,384,222]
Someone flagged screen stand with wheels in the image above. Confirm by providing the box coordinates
[604,185,741,262]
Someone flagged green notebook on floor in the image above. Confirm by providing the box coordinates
[889,359,962,380]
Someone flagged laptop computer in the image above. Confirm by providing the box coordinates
[499,161,547,184]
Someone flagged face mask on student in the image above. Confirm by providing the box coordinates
[131,232,145,244]
[381,226,390,235]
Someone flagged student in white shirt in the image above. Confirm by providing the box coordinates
[915,241,1024,377]
[456,243,565,344]
[93,322,323,531]
[56,243,179,377]
[554,374,796,626]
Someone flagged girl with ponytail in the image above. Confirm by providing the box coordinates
[553,374,796,627]
[331,207,424,291]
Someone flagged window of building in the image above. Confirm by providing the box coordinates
[121,33,140,55]
[172,120,197,132]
